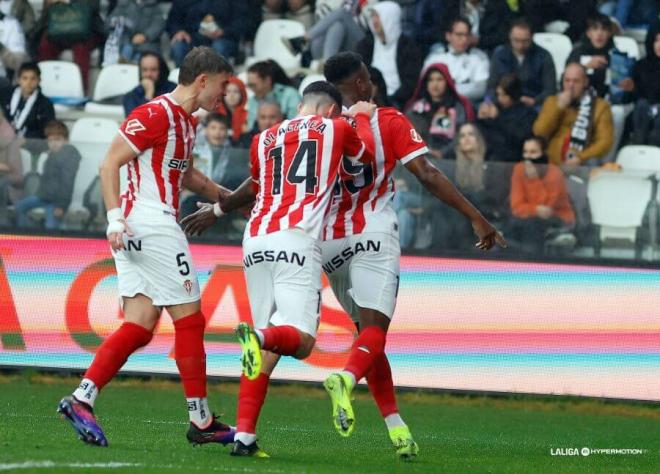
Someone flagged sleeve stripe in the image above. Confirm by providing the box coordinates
[345,142,366,161]
[400,146,429,165]
[118,130,142,155]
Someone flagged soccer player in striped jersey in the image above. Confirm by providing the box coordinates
[57,47,236,447]
[183,81,377,457]
[319,52,506,459]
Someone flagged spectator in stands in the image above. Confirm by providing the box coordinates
[631,20,660,146]
[479,0,517,53]
[479,74,537,162]
[600,0,658,31]
[533,63,614,166]
[237,99,284,148]
[368,65,391,107]
[1,62,55,143]
[508,135,575,254]
[424,16,490,101]
[414,0,455,56]
[215,76,249,145]
[245,59,300,127]
[567,13,635,100]
[405,63,474,160]
[1,0,36,51]
[393,177,423,250]
[429,123,499,250]
[14,119,80,230]
[488,18,556,107]
[123,51,176,116]
[35,0,105,92]
[263,0,314,30]
[282,1,367,64]
[0,7,28,86]
[106,0,165,63]
[356,1,421,108]
[166,0,244,66]
[0,109,22,227]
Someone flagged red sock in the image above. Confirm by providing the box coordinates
[173,311,207,398]
[344,325,386,383]
[366,352,399,418]
[259,325,301,355]
[85,322,153,390]
[236,373,270,434]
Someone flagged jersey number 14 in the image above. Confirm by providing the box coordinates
[268,139,319,195]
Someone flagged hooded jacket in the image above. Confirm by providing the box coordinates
[215,76,249,143]
[123,52,176,116]
[356,1,422,108]
[405,63,474,157]
[632,20,660,104]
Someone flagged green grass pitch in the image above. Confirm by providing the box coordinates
[0,373,658,473]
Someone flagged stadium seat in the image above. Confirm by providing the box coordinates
[616,145,660,172]
[533,32,572,83]
[588,173,652,257]
[37,61,85,101]
[248,19,306,75]
[613,36,640,60]
[298,74,325,95]
[19,148,32,175]
[66,118,118,226]
[83,64,139,119]
[169,67,179,84]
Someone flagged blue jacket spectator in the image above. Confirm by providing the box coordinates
[488,18,556,107]
[123,51,176,116]
[600,0,658,30]
[166,0,245,66]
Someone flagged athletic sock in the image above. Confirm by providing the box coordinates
[384,413,406,429]
[173,311,210,426]
[344,326,386,383]
[236,373,269,442]
[258,325,301,355]
[366,352,400,418]
[187,397,211,429]
[76,322,153,406]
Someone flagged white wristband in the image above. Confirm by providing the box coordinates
[107,207,123,222]
[106,220,125,237]
[213,202,224,217]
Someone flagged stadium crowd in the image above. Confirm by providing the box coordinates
[0,0,659,259]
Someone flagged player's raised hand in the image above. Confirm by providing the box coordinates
[472,216,507,251]
[181,202,217,236]
[345,101,377,118]
[106,208,134,251]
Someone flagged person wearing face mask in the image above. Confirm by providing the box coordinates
[355,1,421,108]
[533,62,614,167]
[508,135,576,255]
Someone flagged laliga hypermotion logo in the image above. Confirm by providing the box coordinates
[183,279,193,295]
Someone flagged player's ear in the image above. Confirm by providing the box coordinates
[327,103,337,118]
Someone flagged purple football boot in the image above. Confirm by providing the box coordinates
[186,415,236,446]
[57,396,108,447]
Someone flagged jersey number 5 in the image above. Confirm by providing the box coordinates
[268,140,319,195]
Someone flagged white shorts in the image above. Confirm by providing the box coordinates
[113,207,200,307]
[243,229,322,337]
[320,232,400,322]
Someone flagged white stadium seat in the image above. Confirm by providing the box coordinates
[298,74,326,95]
[19,148,32,175]
[616,145,660,173]
[38,61,85,99]
[249,19,306,75]
[588,173,652,256]
[613,35,640,60]
[70,117,118,143]
[91,64,140,101]
[169,67,179,84]
[533,32,572,83]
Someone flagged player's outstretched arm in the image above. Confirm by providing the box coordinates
[99,135,138,251]
[404,156,507,251]
[343,101,376,163]
[182,166,232,203]
[181,177,257,237]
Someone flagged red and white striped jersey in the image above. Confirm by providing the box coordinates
[247,114,374,239]
[323,108,428,239]
[118,94,197,218]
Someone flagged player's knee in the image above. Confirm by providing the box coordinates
[294,332,316,359]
